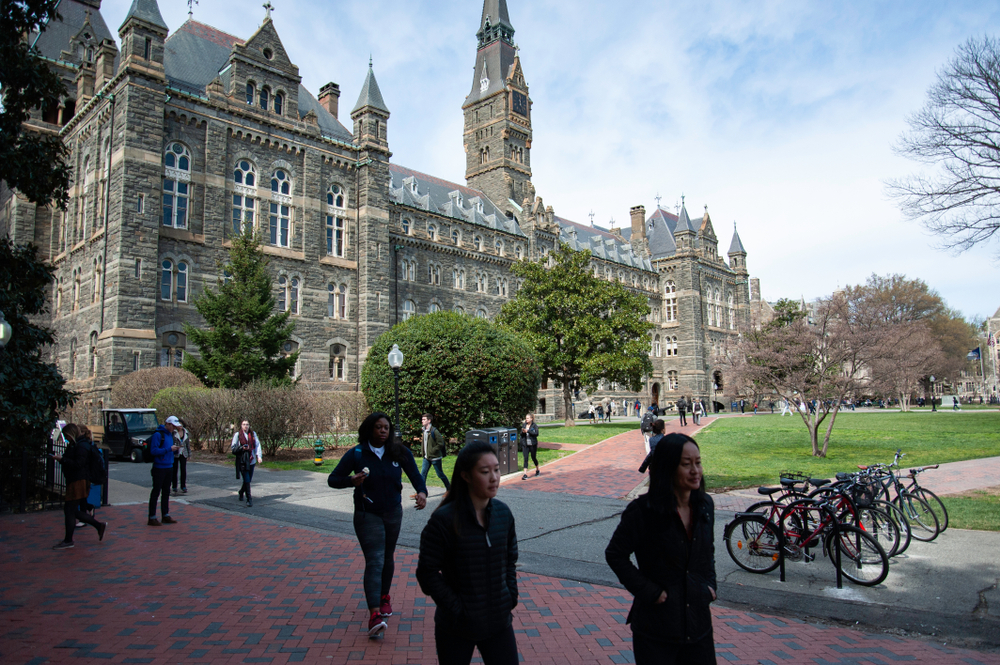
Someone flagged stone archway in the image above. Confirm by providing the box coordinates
[651,382,661,410]
[712,370,724,413]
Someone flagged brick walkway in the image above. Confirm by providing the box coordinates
[506,417,718,498]
[2,504,998,665]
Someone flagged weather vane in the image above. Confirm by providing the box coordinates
[187,0,198,18]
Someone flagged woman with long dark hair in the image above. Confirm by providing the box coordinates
[52,424,107,550]
[328,412,427,639]
[606,433,717,664]
[230,420,261,507]
[417,441,519,665]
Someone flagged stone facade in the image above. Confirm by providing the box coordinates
[2,0,766,421]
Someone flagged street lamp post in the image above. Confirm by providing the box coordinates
[929,375,936,412]
[0,311,12,351]
[388,344,404,444]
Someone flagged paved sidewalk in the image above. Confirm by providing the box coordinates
[3,504,998,665]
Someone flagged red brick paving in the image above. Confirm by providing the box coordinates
[2,504,998,665]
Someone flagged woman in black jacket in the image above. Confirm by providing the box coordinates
[328,412,427,639]
[520,413,539,480]
[606,433,717,664]
[417,441,519,665]
[52,424,107,550]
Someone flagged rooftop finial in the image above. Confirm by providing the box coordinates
[263,1,273,20]
[681,194,685,207]
[655,192,662,207]
[588,210,595,226]
[369,54,373,69]
[188,0,198,18]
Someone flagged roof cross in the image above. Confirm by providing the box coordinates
[263,1,274,20]
[655,192,662,208]
[588,210,595,226]
[188,0,198,18]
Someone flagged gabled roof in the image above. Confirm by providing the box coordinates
[162,20,353,142]
[30,0,115,65]
[729,224,747,254]
[555,217,653,271]
[122,0,167,31]
[352,63,389,115]
[646,207,678,259]
[388,164,524,237]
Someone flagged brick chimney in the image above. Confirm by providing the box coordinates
[630,205,645,237]
[318,82,341,119]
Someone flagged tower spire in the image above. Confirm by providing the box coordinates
[477,0,514,48]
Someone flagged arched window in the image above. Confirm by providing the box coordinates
[498,277,508,297]
[163,142,191,228]
[329,344,346,381]
[453,269,465,289]
[72,268,81,310]
[160,331,186,368]
[654,335,661,357]
[274,92,283,115]
[429,263,440,285]
[605,267,612,281]
[70,339,77,376]
[476,272,487,293]
[454,305,466,314]
[82,156,92,238]
[452,229,460,245]
[246,81,255,105]
[277,276,299,314]
[475,308,488,319]
[326,187,347,257]
[665,280,677,321]
[427,224,437,241]
[429,302,441,313]
[402,299,416,321]
[728,292,736,329]
[278,276,287,311]
[474,235,483,251]
[160,260,172,301]
[402,218,411,234]
[232,160,257,234]
[515,245,523,259]
[327,283,347,319]
[89,331,98,376]
[259,86,270,110]
[495,238,504,256]
[91,258,101,304]
[668,370,678,391]
[176,262,188,302]
[667,336,678,356]
[328,184,346,208]
[269,170,292,247]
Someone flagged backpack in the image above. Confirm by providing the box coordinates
[640,413,655,433]
[87,443,106,485]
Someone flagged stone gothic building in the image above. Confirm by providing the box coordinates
[2,0,765,420]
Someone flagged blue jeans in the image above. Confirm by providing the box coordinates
[421,457,451,490]
[239,464,255,498]
[353,504,403,609]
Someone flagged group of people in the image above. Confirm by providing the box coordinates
[327,410,716,665]
[676,396,706,426]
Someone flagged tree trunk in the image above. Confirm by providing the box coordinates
[563,383,576,427]
[898,392,909,412]
[820,407,841,457]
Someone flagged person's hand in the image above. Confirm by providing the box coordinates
[171,445,180,452]
[709,587,716,601]
[414,492,427,510]
[350,471,367,487]
[654,591,667,604]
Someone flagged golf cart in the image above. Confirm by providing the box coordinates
[101,408,159,462]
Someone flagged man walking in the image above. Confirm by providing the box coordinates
[419,413,450,491]
[676,396,688,427]
[149,416,180,526]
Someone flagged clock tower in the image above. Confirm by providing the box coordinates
[463,0,533,217]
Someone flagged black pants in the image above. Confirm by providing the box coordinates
[353,504,402,609]
[679,411,687,426]
[172,455,187,490]
[64,498,101,543]
[435,622,518,665]
[522,445,538,470]
[632,633,716,665]
[149,467,171,518]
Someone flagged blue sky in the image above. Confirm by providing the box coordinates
[103,0,999,321]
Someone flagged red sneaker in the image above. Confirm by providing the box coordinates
[379,594,393,617]
[367,610,387,638]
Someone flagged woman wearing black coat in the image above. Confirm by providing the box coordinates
[52,423,107,550]
[606,433,717,664]
[417,441,519,665]
[520,413,539,480]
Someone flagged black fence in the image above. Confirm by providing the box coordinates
[0,437,108,514]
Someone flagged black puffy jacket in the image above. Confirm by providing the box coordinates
[605,493,716,644]
[61,437,94,484]
[416,498,518,642]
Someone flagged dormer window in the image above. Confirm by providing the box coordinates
[246,82,255,105]
[410,180,418,195]
[480,63,490,92]
[474,235,482,251]
[427,224,437,241]
[402,218,411,235]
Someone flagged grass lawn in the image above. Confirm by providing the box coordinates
[259,448,572,485]
[694,412,1000,491]
[537,423,638,445]
[941,491,1000,531]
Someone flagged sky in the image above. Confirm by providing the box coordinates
[101,0,999,321]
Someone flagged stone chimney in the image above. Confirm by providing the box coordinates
[319,82,341,119]
[76,63,96,106]
[94,39,118,92]
[750,278,761,302]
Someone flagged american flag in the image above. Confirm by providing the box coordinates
[990,332,996,348]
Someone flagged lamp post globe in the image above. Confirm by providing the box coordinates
[0,311,11,351]
[387,344,404,443]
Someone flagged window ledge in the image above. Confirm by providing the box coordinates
[262,245,305,260]
[319,255,357,269]
[160,226,205,243]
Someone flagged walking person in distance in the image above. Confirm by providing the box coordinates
[148,417,180,526]
[417,441,519,665]
[171,417,191,494]
[419,413,450,492]
[606,434,717,664]
[328,412,428,638]
[52,424,107,549]
[676,396,688,427]
[231,420,262,507]
[521,413,540,480]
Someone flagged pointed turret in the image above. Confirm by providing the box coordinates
[674,198,696,252]
[699,204,718,258]
[477,0,514,48]
[119,0,167,72]
[122,0,167,32]
[352,59,390,151]
[728,223,748,275]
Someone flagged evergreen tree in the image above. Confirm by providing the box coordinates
[183,230,297,388]
[0,238,75,455]
[498,243,654,425]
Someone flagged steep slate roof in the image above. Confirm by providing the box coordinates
[388,164,525,237]
[556,217,652,271]
[30,0,115,64]
[674,202,695,233]
[163,20,353,142]
[729,224,747,254]
[644,206,680,259]
[352,63,389,114]
[464,0,517,108]
[122,0,167,30]
[479,0,514,33]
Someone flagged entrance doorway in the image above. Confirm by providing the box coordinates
[651,383,660,411]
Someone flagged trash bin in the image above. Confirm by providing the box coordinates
[465,427,519,475]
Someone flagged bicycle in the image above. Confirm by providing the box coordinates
[902,464,949,533]
[807,472,905,558]
[864,451,941,541]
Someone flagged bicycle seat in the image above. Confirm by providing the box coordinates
[857,465,868,470]
[779,477,803,487]
[757,486,784,496]
[809,478,831,487]
[835,472,852,480]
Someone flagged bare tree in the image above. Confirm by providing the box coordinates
[888,36,1000,254]
[868,322,943,411]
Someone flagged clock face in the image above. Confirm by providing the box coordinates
[512,91,528,117]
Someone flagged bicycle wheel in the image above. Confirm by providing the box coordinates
[911,487,949,533]
[895,493,940,542]
[724,515,781,574]
[825,525,889,587]
[855,506,901,558]
[872,499,911,556]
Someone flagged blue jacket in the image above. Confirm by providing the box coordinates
[328,443,427,515]
[149,426,174,469]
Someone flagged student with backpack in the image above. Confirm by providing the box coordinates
[52,423,107,550]
[640,411,656,454]
[148,417,180,525]
[327,412,428,639]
